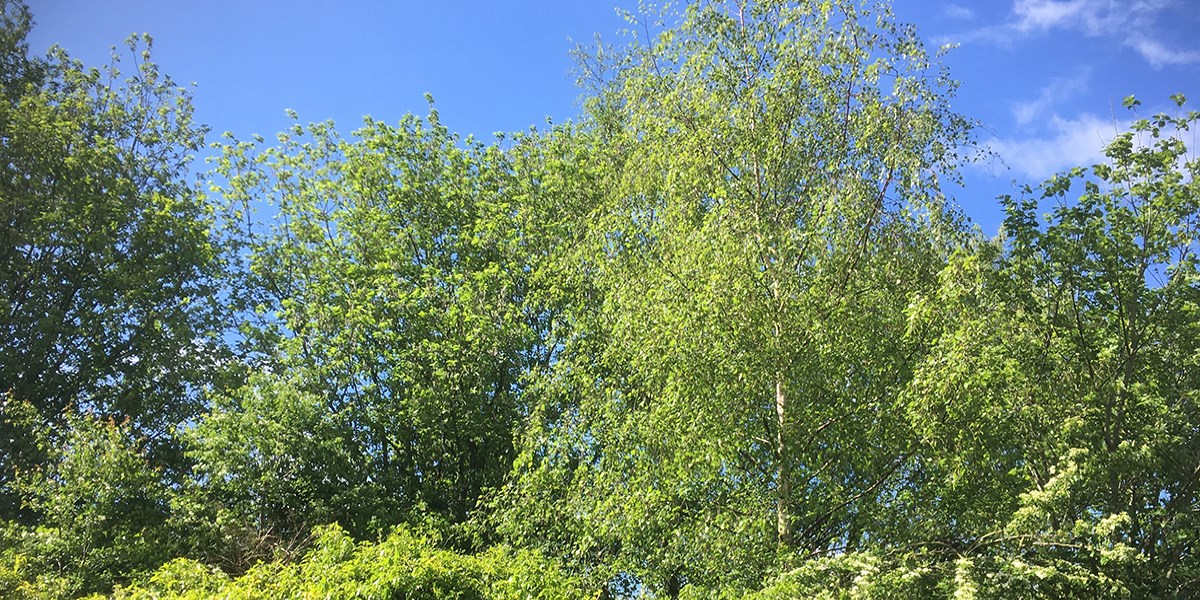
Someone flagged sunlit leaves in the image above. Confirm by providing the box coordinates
[207,105,535,537]
[909,99,1200,596]
[501,0,972,594]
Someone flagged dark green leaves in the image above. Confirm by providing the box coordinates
[207,106,535,538]
[0,0,223,520]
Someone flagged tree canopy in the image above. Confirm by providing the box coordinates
[1,0,1197,598]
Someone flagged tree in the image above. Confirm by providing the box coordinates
[0,0,224,521]
[182,373,371,572]
[498,0,972,594]
[905,97,1200,596]
[207,105,535,541]
[3,413,175,598]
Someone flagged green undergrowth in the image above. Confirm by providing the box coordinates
[101,524,590,600]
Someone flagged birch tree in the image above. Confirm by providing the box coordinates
[501,0,971,593]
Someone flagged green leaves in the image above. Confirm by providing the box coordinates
[3,0,1198,596]
[184,374,370,556]
[909,99,1200,597]
[113,524,592,600]
[0,5,263,592]
[0,0,225,528]
[207,105,537,540]
[501,0,972,593]
[8,413,176,597]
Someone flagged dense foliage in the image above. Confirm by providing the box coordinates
[1,0,1196,597]
[107,524,591,600]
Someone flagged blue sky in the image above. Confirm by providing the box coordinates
[25,0,1200,233]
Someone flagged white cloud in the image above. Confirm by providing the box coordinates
[985,114,1125,180]
[1012,71,1090,126]
[1128,36,1200,67]
[946,0,1198,68]
[1013,0,1087,32]
[943,5,976,20]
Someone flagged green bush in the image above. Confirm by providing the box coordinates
[114,523,592,599]
[1,414,176,598]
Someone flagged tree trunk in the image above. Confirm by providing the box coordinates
[665,571,682,599]
[776,377,792,547]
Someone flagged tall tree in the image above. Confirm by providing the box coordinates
[499,0,971,594]
[206,106,534,540]
[906,97,1200,597]
[0,0,222,521]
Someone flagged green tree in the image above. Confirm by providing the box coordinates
[0,0,224,521]
[181,373,371,572]
[0,0,40,99]
[2,413,175,598]
[906,97,1200,597]
[207,106,534,543]
[498,0,971,594]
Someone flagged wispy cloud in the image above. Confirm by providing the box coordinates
[1013,0,1089,31]
[943,5,975,20]
[985,114,1124,180]
[1012,71,1090,126]
[1127,36,1200,67]
[945,0,1199,68]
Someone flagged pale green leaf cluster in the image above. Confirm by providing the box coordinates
[109,524,590,600]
